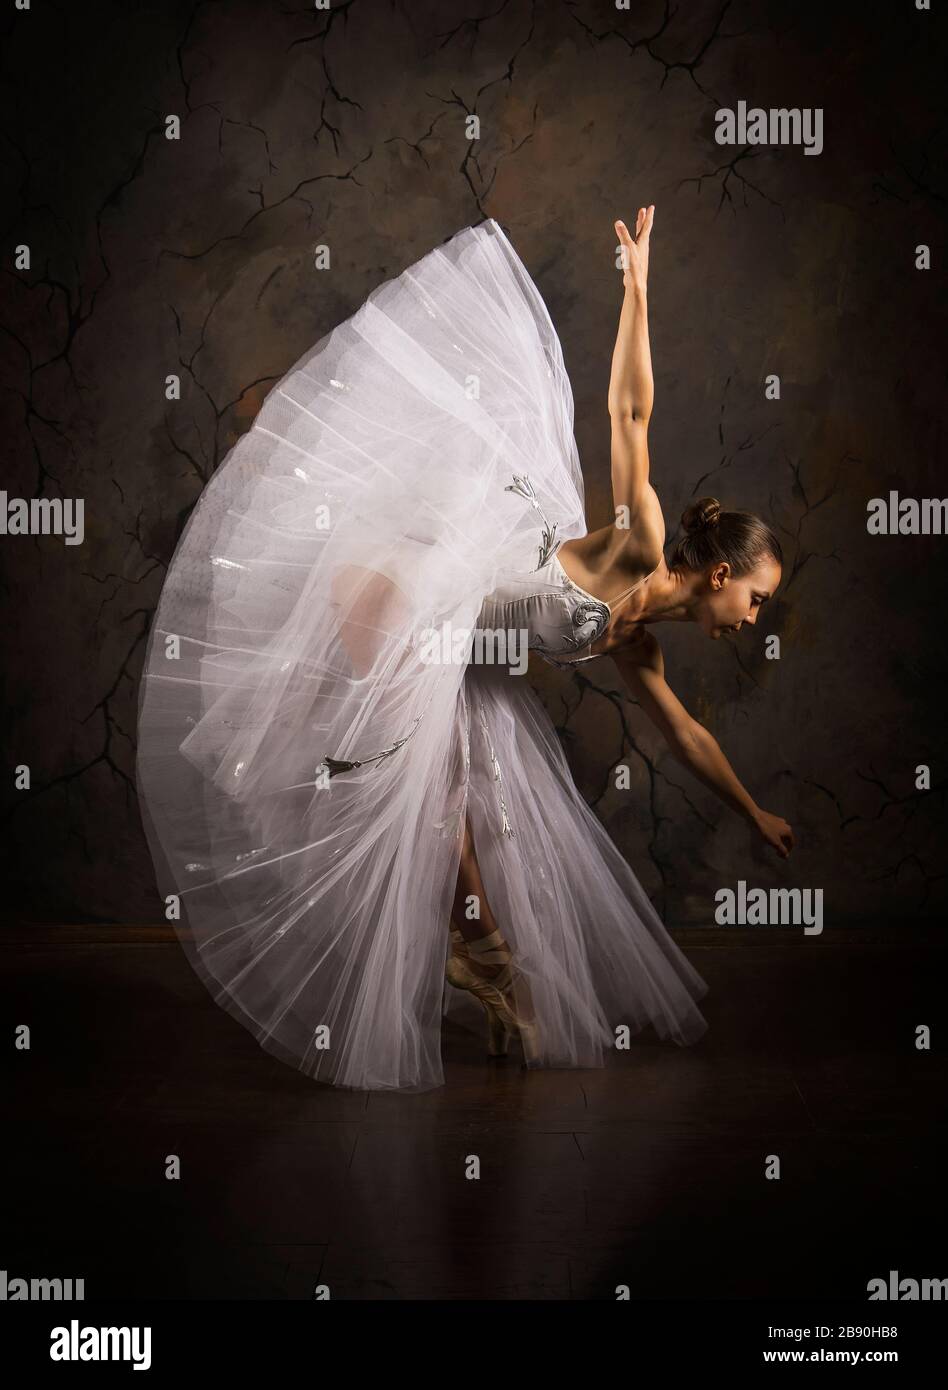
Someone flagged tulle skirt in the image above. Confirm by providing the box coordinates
[135,217,708,1092]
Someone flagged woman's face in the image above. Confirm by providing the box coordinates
[697,556,782,639]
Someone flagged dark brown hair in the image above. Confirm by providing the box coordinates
[671,496,783,576]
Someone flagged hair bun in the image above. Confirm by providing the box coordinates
[681,497,721,535]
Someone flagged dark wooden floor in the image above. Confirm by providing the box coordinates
[2,924,945,1300]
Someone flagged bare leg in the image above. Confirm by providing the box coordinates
[450,816,511,979]
[332,564,412,678]
[447,815,538,1060]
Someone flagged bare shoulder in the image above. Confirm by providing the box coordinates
[614,625,663,674]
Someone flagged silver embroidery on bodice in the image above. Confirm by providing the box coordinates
[504,474,560,570]
[476,552,615,671]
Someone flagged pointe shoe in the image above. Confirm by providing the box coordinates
[515,1015,541,1067]
[469,930,541,1067]
[448,926,510,1054]
[446,938,515,1057]
[486,1004,514,1058]
[448,925,469,961]
[446,927,538,1063]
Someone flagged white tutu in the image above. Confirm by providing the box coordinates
[136,218,708,1092]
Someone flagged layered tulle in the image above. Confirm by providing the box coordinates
[136,217,707,1091]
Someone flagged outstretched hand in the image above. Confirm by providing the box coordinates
[615,205,654,293]
[754,809,796,860]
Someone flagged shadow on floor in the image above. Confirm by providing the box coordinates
[2,924,945,1299]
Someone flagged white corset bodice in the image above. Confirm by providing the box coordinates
[477,552,657,670]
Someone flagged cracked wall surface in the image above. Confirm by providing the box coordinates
[1,0,945,926]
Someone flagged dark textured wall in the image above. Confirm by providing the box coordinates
[1,0,945,926]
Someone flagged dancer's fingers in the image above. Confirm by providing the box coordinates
[614,220,637,275]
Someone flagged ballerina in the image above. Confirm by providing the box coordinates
[442,206,792,1062]
[136,206,793,1092]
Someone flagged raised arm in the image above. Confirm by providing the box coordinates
[608,209,663,554]
[613,636,795,860]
